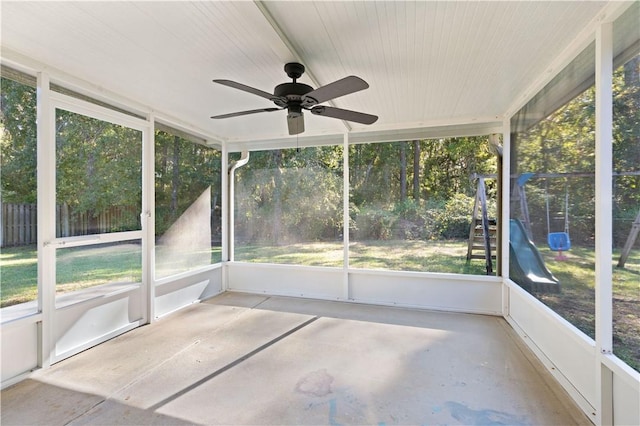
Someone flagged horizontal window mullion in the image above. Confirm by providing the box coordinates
[46,230,142,249]
[51,92,149,132]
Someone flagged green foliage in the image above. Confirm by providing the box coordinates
[349,137,496,207]
[55,109,142,232]
[385,199,443,241]
[350,194,498,242]
[391,199,434,240]
[1,77,37,203]
[419,137,496,200]
[354,206,396,240]
[344,136,498,242]
[613,56,640,175]
[434,194,476,239]
[154,131,222,237]
[512,54,639,248]
[234,146,343,245]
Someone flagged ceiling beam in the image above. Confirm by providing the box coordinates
[253,0,353,133]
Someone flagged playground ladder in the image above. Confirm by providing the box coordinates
[617,209,640,268]
[467,217,497,260]
[467,178,496,274]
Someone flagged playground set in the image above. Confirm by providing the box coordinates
[468,172,639,293]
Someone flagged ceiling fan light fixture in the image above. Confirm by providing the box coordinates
[287,103,302,117]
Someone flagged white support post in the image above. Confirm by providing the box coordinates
[37,71,55,368]
[221,142,229,290]
[595,21,614,426]
[342,133,350,300]
[501,119,511,317]
[143,114,155,323]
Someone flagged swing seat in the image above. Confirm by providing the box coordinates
[548,232,571,251]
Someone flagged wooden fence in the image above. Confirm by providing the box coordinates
[1,203,139,247]
[1,203,37,247]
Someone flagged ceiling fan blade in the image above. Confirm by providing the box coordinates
[287,113,305,135]
[213,79,277,101]
[211,108,281,119]
[310,106,378,125]
[303,76,369,105]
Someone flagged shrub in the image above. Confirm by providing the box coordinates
[434,194,475,239]
[355,206,395,240]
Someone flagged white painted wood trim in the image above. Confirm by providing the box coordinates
[154,263,223,287]
[51,321,142,364]
[501,117,511,317]
[595,21,614,426]
[45,231,143,249]
[221,142,229,269]
[37,71,55,369]
[143,114,155,323]
[50,90,148,132]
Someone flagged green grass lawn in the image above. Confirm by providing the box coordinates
[535,245,639,371]
[1,245,38,306]
[0,244,223,307]
[349,240,488,274]
[1,240,638,370]
[235,242,344,267]
[235,241,485,275]
[56,243,143,294]
[235,239,488,274]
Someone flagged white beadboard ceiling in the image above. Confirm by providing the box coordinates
[1,1,615,144]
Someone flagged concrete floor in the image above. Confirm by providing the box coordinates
[1,292,589,425]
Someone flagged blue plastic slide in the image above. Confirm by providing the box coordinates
[509,219,560,293]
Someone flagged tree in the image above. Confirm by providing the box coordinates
[510,52,640,246]
[1,77,37,203]
[234,146,343,244]
[171,135,180,218]
[400,142,407,201]
[55,109,142,233]
[154,130,222,237]
[418,136,496,202]
[412,140,420,201]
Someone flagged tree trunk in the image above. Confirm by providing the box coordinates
[272,149,283,245]
[171,136,180,218]
[161,141,169,191]
[413,140,420,201]
[400,143,407,201]
[624,55,640,88]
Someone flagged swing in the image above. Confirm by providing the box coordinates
[545,181,571,260]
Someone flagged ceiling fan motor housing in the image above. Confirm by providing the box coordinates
[273,81,315,115]
[273,82,314,99]
[211,61,377,134]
